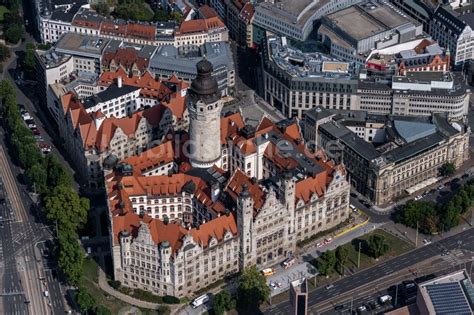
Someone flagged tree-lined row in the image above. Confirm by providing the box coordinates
[396,180,474,234]
[0,80,109,313]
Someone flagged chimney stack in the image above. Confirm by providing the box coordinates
[117,76,123,88]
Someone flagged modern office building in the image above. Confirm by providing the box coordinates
[303,106,470,206]
[253,0,361,41]
[319,1,423,64]
[262,35,357,118]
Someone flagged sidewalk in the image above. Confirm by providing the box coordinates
[96,267,181,313]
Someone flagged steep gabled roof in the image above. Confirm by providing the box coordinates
[225,169,264,213]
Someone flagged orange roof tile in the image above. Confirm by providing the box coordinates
[220,112,245,144]
[162,93,187,119]
[121,141,175,175]
[99,70,175,100]
[225,169,264,214]
[295,172,329,204]
[199,5,218,18]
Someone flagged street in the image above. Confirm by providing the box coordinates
[265,227,474,314]
[0,127,66,314]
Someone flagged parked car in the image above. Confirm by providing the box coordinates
[414,195,422,201]
[21,112,31,121]
[326,284,334,290]
[379,295,392,304]
[39,142,52,154]
[334,304,345,311]
[438,184,445,190]
[261,268,276,276]
[357,305,367,312]
[25,119,36,129]
[423,239,431,245]
[34,135,44,142]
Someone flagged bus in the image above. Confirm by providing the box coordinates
[282,257,296,269]
[191,294,209,308]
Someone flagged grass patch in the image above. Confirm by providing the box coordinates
[0,6,9,22]
[83,257,98,283]
[312,229,413,274]
[81,258,130,314]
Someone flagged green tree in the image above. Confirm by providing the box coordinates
[237,266,270,310]
[169,11,183,23]
[44,185,89,231]
[153,8,169,21]
[92,3,110,16]
[23,43,36,79]
[0,43,10,62]
[45,154,72,188]
[25,162,47,193]
[114,0,154,21]
[58,229,85,286]
[439,162,456,177]
[94,305,112,315]
[214,290,236,315]
[335,246,349,275]
[4,23,22,44]
[76,286,96,313]
[317,250,337,276]
[367,234,389,259]
[0,79,14,101]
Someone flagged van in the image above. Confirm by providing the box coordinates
[261,268,276,276]
[191,294,209,308]
[282,257,296,269]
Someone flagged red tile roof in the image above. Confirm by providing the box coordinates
[178,17,225,34]
[102,48,151,74]
[121,141,176,175]
[199,5,218,18]
[225,169,264,215]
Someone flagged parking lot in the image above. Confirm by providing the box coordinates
[267,261,317,297]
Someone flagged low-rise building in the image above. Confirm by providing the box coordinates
[304,106,470,206]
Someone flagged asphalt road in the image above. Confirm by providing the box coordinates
[0,126,66,314]
[265,227,474,314]
[0,176,28,315]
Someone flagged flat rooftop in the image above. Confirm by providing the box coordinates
[55,33,111,56]
[325,2,414,41]
[256,0,331,26]
[418,270,474,315]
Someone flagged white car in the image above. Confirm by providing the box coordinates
[423,239,431,245]
[22,113,31,121]
[357,305,367,311]
[414,195,422,201]
[379,295,392,304]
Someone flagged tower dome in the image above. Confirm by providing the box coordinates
[189,58,220,104]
